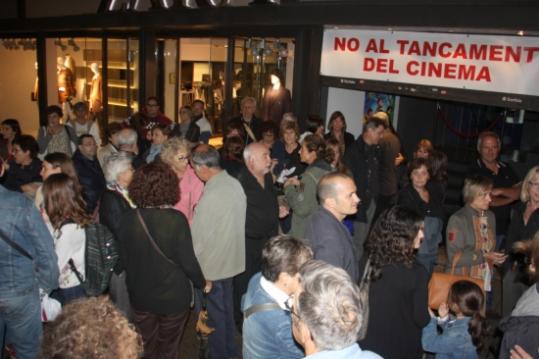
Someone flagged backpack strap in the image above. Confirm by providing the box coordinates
[68,258,85,284]
[243,303,282,319]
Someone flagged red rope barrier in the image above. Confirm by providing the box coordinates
[436,107,503,139]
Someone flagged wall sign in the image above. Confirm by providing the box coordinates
[320,28,539,97]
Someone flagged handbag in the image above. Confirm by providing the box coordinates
[428,251,485,309]
[357,258,372,341]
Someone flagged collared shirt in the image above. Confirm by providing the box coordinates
[305,343,382,359]
[260,276,289,310]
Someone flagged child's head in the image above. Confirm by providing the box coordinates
[449,280,486,352]
[151,125,171,145]
[448,280,484,316]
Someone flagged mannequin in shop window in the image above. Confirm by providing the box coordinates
[57,57,76,104]
[263,69,291,127]
[89,62,103,114]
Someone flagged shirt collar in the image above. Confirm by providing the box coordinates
[260,275,290,310]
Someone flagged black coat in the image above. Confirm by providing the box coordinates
[99,189,131,272]
[358,259,430,359]
[72,150,106,213]
[397,182,444,220]
[228,115,263,145]
[117,208,205,314]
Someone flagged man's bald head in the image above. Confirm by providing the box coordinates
[318,173,352,203]
[244,142,272,178]
[317,172,360,220]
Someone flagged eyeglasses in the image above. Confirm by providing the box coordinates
[177,154,189,161]
[284,296,301,320]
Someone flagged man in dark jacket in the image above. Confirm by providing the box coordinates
[73,134,106,214]
[234,142,282,327]
[343,116,386,261]
[227,97,262,146]
[304,172,360,282]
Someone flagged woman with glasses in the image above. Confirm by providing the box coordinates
[503,166,539,316]
[160,137,203,224]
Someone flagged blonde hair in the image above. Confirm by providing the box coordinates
[463,175,493,204]
[160,137,192,166]
[521,166,539,203]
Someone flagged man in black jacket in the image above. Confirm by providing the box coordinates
[227,97,262,146]
[233,142,284,328]
[73,134,106,214]
[343,116,386,261]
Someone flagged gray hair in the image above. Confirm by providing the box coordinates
[296,260,362,351]
[104,151,133,184]
[476,131,501,152]
[117,128,138,146]
[161,137,192,166]
[191,145,221,168]
[240,96,256,108]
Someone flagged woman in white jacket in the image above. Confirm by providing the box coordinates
[43,173,92,305]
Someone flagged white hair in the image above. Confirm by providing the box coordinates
[104,151,133,184]
[117,128,138,146]
[297,260,362,351]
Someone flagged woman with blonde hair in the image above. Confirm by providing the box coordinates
[503,166,539,316]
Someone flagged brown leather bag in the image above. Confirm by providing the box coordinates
[428,251,485,309]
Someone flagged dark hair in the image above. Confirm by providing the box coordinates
[407,157,431,178]
[43,173,92,230]
[429,149,448,183]
[43,152,80,186]
[73,101,88,112]
[1,118,22,137]
[363,116,387,133]
[415,139,434,156]
[260,121,277,137]
[327,111,347,133]
[151,124,172,138]
[325,136,349,174]
[365,206,424,281]
[13,134,39,159]
[221,136,244,162]
[192,99,205,107]
[78,134,95,146]
[449,280,487,352]
[302,134,327,162]
[261,235,313,282]
[306,115,324,134]
[223,120,246,139]
[104,122,123,143]
[129,162,179,208]
[45,105,63,119]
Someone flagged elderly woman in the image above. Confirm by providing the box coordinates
[116,162,208,358]
[359,206,429,358]
[160,137,204,224]
[242,235,313,359]
[291,260,381,359]
[37,105,77,157]
[284,134,332,238]
[503,166,539,316]
[324,111,355,152]
[446,175,506,292]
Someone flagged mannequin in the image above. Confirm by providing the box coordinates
[89,63,103,113]
[31,62,38,101]
[263,69,291,126]
[64,54,77,83]
[57,56,76,104]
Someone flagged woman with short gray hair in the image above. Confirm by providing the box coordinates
[291,260,381,359]
[99,151,135,318]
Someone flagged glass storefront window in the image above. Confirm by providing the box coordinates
[178,37,228,133]
[107,38,139,123]
[233,37,295,121]
[0,38,38,137]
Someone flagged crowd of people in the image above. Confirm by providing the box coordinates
[0,94,538,359]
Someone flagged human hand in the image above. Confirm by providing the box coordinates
[510,345,533,359]
[488,251,508,266]
[438,302,449,319]
[428,307,435,318]
[395,153,405,166]
[279,205,290,219]
[491,188,504,197]
[204,280,212,294]
[284,176,300,188]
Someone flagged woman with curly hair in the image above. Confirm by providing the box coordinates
[116,162,209,358]
[40,296,143,359]
[284,134,332,238]
[358,205,430,359]
[43,173,93,305]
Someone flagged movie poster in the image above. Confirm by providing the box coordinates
[363,92,395,123]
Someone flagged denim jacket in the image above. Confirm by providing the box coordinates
[0,185,59,296]
[241,273,303,359]
[422,317,478,359]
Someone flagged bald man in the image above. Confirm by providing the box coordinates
[304,172,360,282]
[233,142,284,328]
